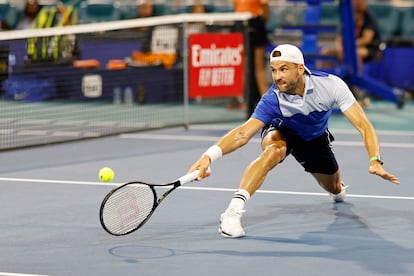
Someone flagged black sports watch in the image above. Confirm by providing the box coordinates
[370,155,384,165]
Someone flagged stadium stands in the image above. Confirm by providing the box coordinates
[401,6,414,39]
[77,0,121,24]
[1,0,413,95]
[0,1,22,29]
[1,0,413,43]
[320,2,339,26]
[367,3,401,40]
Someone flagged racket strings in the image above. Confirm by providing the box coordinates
[101,184,156,235]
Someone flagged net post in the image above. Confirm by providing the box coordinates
[242,18,252,119]
[182,21,190,130]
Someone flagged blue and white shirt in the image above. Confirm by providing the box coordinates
[252,71,356,141]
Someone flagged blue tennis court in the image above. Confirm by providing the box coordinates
[0,103,413,276]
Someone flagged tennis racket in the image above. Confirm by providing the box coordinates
[99,170,199,236]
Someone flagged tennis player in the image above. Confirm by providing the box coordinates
[188,44,400,238]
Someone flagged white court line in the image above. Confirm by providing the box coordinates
[0,177,105,186]
[120,133,414,148]
[121,133,220,142]
[332,129,414,136]
[0,272,51,276]
[0,177,413,201]
[179,186,414,200]
[334,141,414,148]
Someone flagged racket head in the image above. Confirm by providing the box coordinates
[100,182,157,236]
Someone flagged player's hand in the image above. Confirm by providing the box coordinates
[368,163,400,184]
[188,155,211,181]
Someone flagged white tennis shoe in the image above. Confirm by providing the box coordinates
[330,182,348,203]
[219,208,245,238]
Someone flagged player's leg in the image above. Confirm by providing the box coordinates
[219,127,287,238]
[239,129,287,195]
[292,130,347,202]
[312,170,342,194]
[311,171,347,203]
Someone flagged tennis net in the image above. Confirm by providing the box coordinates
[0,12,252,150]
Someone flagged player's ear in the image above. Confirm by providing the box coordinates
[297,64,305,74]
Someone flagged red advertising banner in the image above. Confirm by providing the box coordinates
[189,33,244,98]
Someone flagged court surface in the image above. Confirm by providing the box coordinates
[0,106,413,276]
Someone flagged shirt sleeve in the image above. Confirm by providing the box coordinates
[251,90,278,125]
[332,75,357,112]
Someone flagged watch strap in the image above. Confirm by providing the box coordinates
[370,155,383,165]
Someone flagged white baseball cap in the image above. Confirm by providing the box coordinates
[269,44,311,74]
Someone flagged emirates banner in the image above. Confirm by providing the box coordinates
[189,33,244,98]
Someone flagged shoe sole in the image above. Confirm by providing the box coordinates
[218,226,245,238]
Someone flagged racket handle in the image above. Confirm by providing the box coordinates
[178,170,199,185]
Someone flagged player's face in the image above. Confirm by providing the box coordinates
[270,62,304,95]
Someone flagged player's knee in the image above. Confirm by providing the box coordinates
[261,143,286,167]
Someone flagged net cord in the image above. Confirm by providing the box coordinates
[0,13,253,41]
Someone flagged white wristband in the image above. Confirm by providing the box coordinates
[203,145,222,163]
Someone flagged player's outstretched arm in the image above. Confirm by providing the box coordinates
[342,102,400,185]
[188,118,265,180]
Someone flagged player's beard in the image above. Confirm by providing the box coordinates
[276,73,301,95]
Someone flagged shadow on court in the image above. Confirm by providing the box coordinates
[103,201,414,275]
[245,203,414,275]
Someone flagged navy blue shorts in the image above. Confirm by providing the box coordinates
[261,125,339,175]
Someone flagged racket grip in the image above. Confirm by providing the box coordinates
[178,170,199,185]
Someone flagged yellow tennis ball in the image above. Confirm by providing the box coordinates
[99,167,114,182]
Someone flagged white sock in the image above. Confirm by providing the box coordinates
[227,189,250,211]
